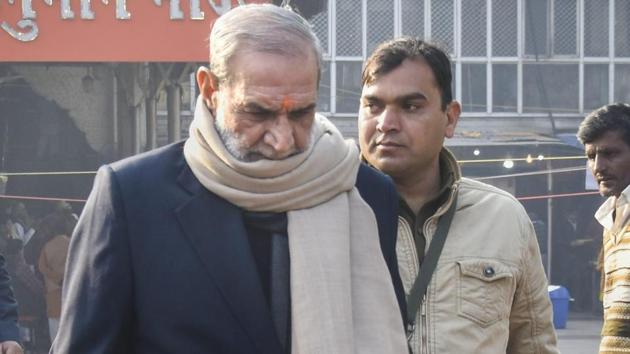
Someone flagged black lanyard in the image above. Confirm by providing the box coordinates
[405,191,458,339]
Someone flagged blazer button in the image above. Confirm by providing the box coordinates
[483,266,495,278]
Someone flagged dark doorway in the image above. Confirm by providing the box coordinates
[0,67,100,217]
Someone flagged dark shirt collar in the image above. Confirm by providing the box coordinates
[398,151,455,262]
[399,154,455,220]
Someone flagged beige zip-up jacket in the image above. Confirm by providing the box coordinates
[398,148,559,354]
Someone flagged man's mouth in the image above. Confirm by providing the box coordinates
[598,177,614,185]
[376,139,402,147]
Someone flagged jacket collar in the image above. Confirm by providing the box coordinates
[432,147,461,217]
[440,147,462,185]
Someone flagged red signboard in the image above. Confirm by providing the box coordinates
[0,0,270,62]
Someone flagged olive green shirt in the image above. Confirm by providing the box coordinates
[399,157,454,265]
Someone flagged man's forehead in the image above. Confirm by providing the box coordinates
[586,131,626,148]
[585,140,610,150]
[585,140,622,153]
[361,79,430,101]
[229,48,319,80]
[231,90,316,111]
[362,59,438,96]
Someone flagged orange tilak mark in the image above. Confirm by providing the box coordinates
[281,96,295,111]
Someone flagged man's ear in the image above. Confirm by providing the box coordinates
[444,100,461,139]
[196,66,219,111]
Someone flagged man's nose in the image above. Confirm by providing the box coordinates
[264,115,295,155]
[593,155,607,174]
[376,107,400,132]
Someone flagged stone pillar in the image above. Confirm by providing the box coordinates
[166,84,181,143]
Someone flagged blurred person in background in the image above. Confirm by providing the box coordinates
[0,217,23,354]
[0,208,48,353]
[577,103,630,354]
[27,202,76,341]
[4,204,34,245]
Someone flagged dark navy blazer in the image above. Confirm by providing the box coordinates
[52,142,405,354]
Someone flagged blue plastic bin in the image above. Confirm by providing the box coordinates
[548,285,571,329]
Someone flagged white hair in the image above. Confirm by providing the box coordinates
[208,4,322,86]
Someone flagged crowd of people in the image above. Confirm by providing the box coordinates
[0,201,76,353]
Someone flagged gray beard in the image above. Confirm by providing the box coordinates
[214,117,253,161]
[213,113,316,162]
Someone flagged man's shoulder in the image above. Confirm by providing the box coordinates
[459,177,520,204]
[356,163,395,191]
[458,177,528,218]
[109,141,185,173]
[355,164,398,217]
[102,141,186,185]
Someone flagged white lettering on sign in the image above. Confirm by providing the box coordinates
[1,0,251,42]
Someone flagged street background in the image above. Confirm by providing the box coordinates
[558,314,603,354]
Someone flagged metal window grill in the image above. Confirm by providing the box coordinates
[317,61,332,112]
[523,64,579,113]
[492,0,518,56]
[584,0,609,56]
[462,64,487,112]
[525,0,550,56]
[401,0,424,38]
[367,0,394,56]
[335,0,362,56]
[615,65,630,101]
[461,0,487,57]
[310,10,329,55]
[431,0,454,54]
[583,64,609,110]
[553,0,577,55]
[335,61,363,113]
[493,64,518,112]
[615,0,630,57]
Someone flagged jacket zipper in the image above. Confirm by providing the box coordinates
[419,218,437,354]
[421,297,428,354]
[403,220,424,350]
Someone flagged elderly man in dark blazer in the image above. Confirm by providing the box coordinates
[51,4,408,354]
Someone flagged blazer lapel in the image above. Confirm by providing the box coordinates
[175,166,283,353]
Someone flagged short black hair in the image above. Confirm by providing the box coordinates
[362,37,453,111]
[577,103,630,146]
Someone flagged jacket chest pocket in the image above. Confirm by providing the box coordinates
[456,259,516,327]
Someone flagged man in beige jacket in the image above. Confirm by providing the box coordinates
[358,37,559,354]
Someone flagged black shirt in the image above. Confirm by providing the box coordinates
[242,211,291,353]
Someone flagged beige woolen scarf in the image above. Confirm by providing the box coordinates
[184,96,407,354]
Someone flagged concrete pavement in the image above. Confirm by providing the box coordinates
[557,314,603,354]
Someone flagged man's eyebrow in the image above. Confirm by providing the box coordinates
[289,103,317,113]
[361,94,382,102]
[396,93,427,103]
[235,102,273,112]
[362,93,427,102]
[598,147,618,153]
[587,146,618,154]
